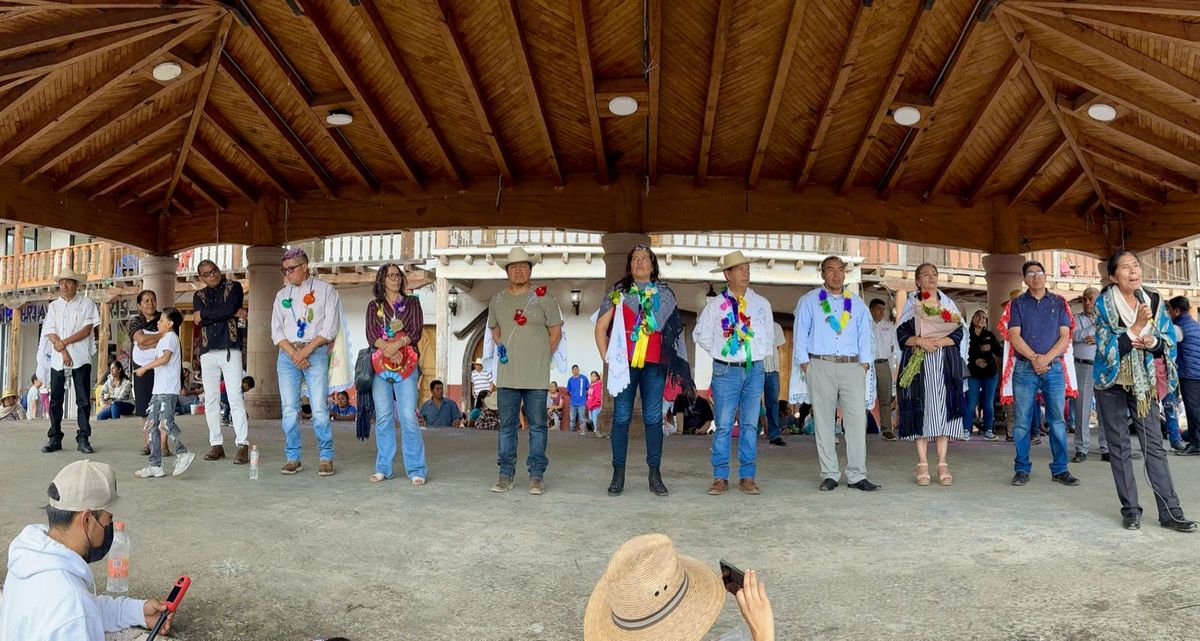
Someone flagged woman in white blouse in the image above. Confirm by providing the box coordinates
[97,362,135,420]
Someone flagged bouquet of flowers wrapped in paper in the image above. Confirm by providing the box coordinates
[899,291,962,388]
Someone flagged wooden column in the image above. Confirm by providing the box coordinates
[6,304,21,393]
[96,294,110,386]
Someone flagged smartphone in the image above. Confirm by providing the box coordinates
[719,560,744,595]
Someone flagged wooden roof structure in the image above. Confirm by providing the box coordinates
[0,0,1198,257]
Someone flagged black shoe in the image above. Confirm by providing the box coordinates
[76,440,94,454]
[41,440,62,453]
[769,437,787,446]
[1100,453,1111,462]
[819,478,838,492]
[607,466,625,496]
[1071,452,1087,463]
[1052,471,1080,486]
[1161,518,1198,533]
[1123,514,1141,530]
[1179,444,1200,456]
[1011,472,1030,486]
[848,479,880,491]
[648,466,668,496]
[1005,435,1014,442]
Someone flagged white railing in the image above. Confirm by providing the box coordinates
[446,229,602,247]
[653,233,848,253]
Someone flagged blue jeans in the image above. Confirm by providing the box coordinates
[611,364,666,468]
[589,407,601,430]
[964,375,997,434]
[497,388,548,479]
[569,404,588,431]
[372,367,427,479]
[764,371,781,439]
[1012,359,1069,475]
[1163,392,1182,443]
[97,401,134,420]
[710,361,764,479]
[277,346,333,462]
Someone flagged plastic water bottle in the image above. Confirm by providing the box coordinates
[249,445,259,480]
[107,522,129,593]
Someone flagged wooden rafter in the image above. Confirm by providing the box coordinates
[0,7,204,58]
[217,51,336,196]
[1077,135,1197,193]
[1007,1,1200,18]
[879,0,989,198]
[694,0,733,187]
[58,104,190,192]
[297,0,422,188]
[428,0,512,185]
[0,74,46,123]
[646,0,661,184]
[201,105,297,200]
[1008,134,1067,204]
[497,0,562,185]
[1044,8,1200,49]
[1040,164,1085,212]
[747,0,808,189]
[0,15,211,166]
[1092,163,1167,204]
[964,103,1049,207]
[356,0,463,187]
[117,173,170,208]
[570,0,608,184]
[88,151,170,199]
[996,11,1111,214]
[1107,193,1141,216]
[161,13,230,215]
[795,3,873,191]
[189,136,258,202]
[169,190,195,216]
[181,169,225,210]
[3,1,216,8]
[1059,101,1200,172]
[839,0,935,195]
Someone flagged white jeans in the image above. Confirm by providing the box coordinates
[201,349,248,446]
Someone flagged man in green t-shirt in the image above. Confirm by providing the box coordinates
[488,247,563,495]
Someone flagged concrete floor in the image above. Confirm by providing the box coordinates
[2,416,1200,641]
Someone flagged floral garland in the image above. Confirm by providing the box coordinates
[898,291,962,389]
[499,286,547,364]
[611,283,660,368]
[818,288,853,334]
[281,278,316,338]
[719,288,754,368]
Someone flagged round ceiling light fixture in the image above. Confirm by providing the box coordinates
[152,61,182,82]
[892,106,921,127]
[326,109,354,127]
[607,96,639,117]
[1087,103,1117,122]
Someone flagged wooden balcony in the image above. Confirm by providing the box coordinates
[0,242,143,292]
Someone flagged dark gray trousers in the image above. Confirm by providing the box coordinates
[1095,386,1183,522]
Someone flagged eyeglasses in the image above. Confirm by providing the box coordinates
[198,270,218,278]
[281,262,308,275]
[1025,271,1046,278]
[385,272,403,280]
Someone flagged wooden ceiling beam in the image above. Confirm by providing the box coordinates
[1077,135,1197,193]
[0,15,211,166]
[117,173,170,208]
[189,136,258,202]
[964,103,1049,207]
[200,104,298,201]
[1007,1,1200,18]
[1107,192,1141,216]
[0,74,46,123]
[1040,164,1085,212]
[58,103,190,192]
[1092,163,1168,204]
[428,0,512,185]
[181,169,225,211]
[161,13,231,216]
[5,1,216,8]
[796,3,872,191]
[1045,8,1200,49]
[356,0,464,187]
[997,10,1111,215]
[0,166,157,250]
[0,7,205,58]
[169,192,195,217]
[297,0,422,188]
[497,0,562,185]
[570,0,609,185]
[217,51,336,197]
[747,0,808,189]
[1060,103,1200,172]
[923,53,1022,201]
[647,0,661,185]
[88,151,170,199]
[694,0,733,187]
[1008,133,1067,204]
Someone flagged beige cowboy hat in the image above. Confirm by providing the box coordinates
[54,266,86,283]
[498,247,537,270]
[583,533,725,641]
[483,390,498,411]
[711,250,755,274]
[1,389,16,401]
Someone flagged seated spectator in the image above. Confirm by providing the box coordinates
[474,385,500,431]
[0,389,26,422]
[175,364,202,415]
[25,375,42,419]
[667,388,714,435]
[547,381,567,430]
[97,362,134,421]
[584,533,773,641]
[418,380,462,427]
[300,396,313,421]
[0,460,174,639]
[222,376,256,427]
[330,391,357,422]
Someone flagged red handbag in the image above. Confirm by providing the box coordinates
[371,333,418,381]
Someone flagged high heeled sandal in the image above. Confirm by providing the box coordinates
[937,463,953,486]
[916,463,931,486]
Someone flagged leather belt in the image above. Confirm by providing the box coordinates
[813,354,859,364]
[1075,358,1094,365]
[874,358,889,364]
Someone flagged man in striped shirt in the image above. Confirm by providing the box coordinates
[470,359,493,402]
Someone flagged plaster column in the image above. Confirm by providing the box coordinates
[436,275,450,384]
[983,254,1027,330]
[244,246,284,419]
[139,255,177,310]
[599,232,651,438]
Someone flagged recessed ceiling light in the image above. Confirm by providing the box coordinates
[326,109,353,126]
[152,61,182,82]
[1087,103,1117,122]
[892,106,921,127]
[607,96,639,117]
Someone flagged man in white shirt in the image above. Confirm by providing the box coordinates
[40,268,100,454]
[1072,287,1103,462]
[869,298,900,440]
[694,251,774,496]
[470,358,493,401]
[271,249,342,477]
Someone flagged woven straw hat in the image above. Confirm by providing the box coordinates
[711,250,754,274]
[54,266,85,283]
[583,533,724,641]
[1,389,16,401]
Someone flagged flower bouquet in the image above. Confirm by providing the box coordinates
[899,291,962,388]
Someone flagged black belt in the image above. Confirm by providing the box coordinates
[1075,358,1093,365]
[874,358,889,364]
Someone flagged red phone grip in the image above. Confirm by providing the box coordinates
[165,575,191,612]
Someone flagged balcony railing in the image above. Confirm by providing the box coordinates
[652,233,848,254]
[0,243,142,290]
[446,229,602,247]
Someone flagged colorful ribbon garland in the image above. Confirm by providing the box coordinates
[281,278,316,338]
[719,288,754,368]
[611,284,659,368]
[818,288,853,334]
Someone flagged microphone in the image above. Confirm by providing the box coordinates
[1134,289,1146,305]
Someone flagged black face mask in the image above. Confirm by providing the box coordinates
[83,513,114,564]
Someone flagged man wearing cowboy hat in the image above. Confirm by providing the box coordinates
[694,250,775,495]
[40,267,100,454]
[0,459,175,640]
[470,357,493,401]
[487,247,562,495]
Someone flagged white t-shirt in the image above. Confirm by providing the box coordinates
[132,328,159,367]
[151,332,183,396]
